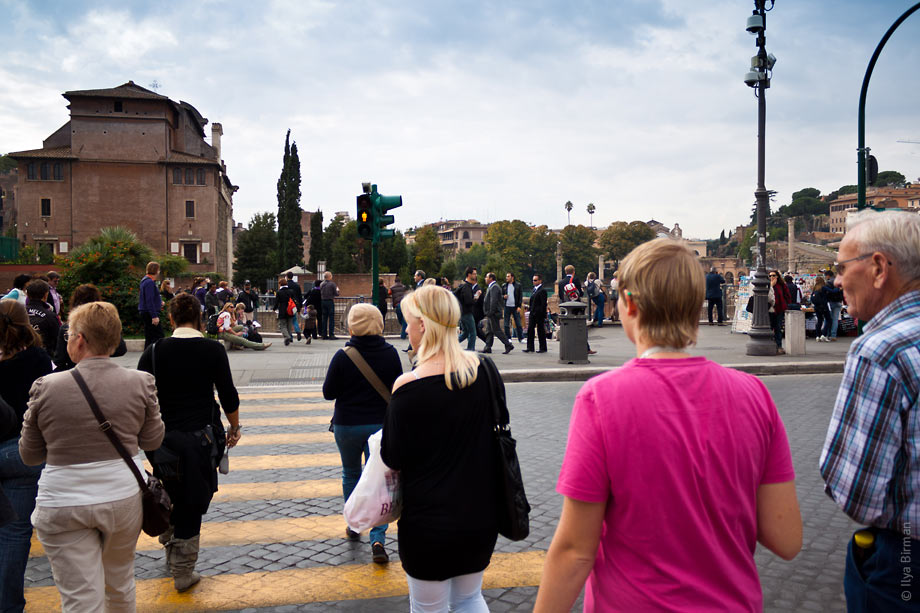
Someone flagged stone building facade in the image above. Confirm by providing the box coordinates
[828,184,920,233]
[0,168,16,236]
[8,82,237,275]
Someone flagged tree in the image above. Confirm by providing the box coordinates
[874,170,906,187]
[526,225,558,288]
[484,220,531,276]
[307,210,324,271]
[599,221,655,261]
[586,203,596,228]
[0,155,16,172]
[560,224,599,278]
[446,243,489,282]
[329,221,370,274]
[412,226,441,276]
[276,130,303,270]
[378,230,409,274]
[233,212,278,291]
[719,229,727,244]
[564,200,573,226]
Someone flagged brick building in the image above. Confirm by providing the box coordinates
[0,168,16,236]
[8,82,237,275]
[828,184,920,233]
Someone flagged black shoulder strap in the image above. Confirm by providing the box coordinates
[479,355,510,428]
[70,369,149,492]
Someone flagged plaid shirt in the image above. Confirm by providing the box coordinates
[820,289,920,534]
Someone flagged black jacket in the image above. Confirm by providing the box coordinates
[306,286,322,310]
[501,282,523,309]
[276,285,295,319]
[323,335,402,426]
[54,323,127,371]
[457,281,475,315]
[557,274,583,301]
[288,281,304,307]
[529,285,548,321]
[236,289,259,313]
[27,299,60,359]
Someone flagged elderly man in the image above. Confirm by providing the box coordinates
[319,271,340,340]
[819,210,920,611]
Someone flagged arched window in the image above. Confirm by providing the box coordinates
[462,231,470,239]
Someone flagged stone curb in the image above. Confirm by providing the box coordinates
[499,361,846,383]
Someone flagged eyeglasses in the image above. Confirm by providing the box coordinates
[833,253,875,275]
[64,331,79,342]
[768,273,778,278]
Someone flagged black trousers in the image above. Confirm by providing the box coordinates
[141,312,164,348]
[527,314,547,351]
[707,296,724,323]
[484,315,512,350]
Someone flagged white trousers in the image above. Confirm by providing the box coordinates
[406,571,489,612]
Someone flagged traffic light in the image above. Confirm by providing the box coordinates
[356,194,373,239]
[369,184,402,241]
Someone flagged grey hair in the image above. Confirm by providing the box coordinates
[846,210,920,282]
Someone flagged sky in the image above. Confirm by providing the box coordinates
[2,0,919,240]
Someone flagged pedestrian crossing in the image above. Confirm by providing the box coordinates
[23,387,546,611]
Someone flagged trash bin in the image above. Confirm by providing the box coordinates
[558,300,589,364]
[784,309,806,356]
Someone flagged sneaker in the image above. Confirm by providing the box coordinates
[284,338,291,346]
[345,528,360,541]
[297,333,302,341]
[372,542,389,564]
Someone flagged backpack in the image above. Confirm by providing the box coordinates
[206,313,220,335]
[563,280,579,301]
[246,325,263,344]
[286,297,297,316]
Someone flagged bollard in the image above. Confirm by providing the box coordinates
[784,310,806,356]
[558,301,589,364]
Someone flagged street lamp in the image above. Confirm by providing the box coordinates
[745,0,778,357]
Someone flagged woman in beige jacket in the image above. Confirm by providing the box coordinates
[19,302,164,612]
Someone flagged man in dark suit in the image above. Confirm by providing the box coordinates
[523,273,548,353]
[480,272,514,354]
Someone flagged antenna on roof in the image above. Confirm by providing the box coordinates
[149,80,161,92]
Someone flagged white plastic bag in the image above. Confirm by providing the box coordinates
[343,429,401,533]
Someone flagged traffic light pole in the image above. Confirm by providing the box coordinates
[371,242,380,307]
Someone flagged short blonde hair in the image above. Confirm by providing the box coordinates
[423,277,437,286]
[401,285,479,390]
[68,302,122,355]
[146,261,159,275]
[347,303,384,337]
[617,238,704,349]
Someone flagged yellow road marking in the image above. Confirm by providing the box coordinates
[144,452,341,475]
[235,432,333,447]
[214,480,341,502]
[239,402,333,413]
[237,391,324,400]
[31,514,353,558]
[221,416,330,427]
[24,551,546,611]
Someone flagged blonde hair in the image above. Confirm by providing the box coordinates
[221,302,235,314]
[347,303,384,336]
[617,238,704,349]
[423,277,437,286]
[68,302,121,355]
[401,285,479,390]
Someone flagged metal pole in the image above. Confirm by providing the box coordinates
[371,242,379,307]
[857,2,920,210]
[746,0,776,356]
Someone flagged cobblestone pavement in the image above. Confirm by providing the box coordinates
[24,374,854,611]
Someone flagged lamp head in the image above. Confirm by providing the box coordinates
[744,70,763,87]
[746,13,764,34]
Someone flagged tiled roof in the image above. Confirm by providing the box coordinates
[162,151,220,166]
[6,146,78,159]
[63,81,169,101]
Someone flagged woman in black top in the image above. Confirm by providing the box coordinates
[323,303,402,564]
[382,285,499,611]
[137,293,241,592]
[0,299,54,611]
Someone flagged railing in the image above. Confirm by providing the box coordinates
[255,296,403,336]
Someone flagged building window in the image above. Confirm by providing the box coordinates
[185,168,194,184]
[40,163,49,181]
[41,198,51,217]
[53,163,62,181]
[197,168,206,185]
[27,163,35,180]
[463,231,470,239]
[173,168,183,184]
[183,243,198,264]
[466,242,473,249]
[185,200,195,218]
[114,100,123,113]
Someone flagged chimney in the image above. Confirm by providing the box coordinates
[211,123,223,162]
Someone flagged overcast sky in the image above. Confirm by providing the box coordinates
[2,0,919,239]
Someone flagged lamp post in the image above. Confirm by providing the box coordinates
[857,2,920,210]
[744,0,778,356]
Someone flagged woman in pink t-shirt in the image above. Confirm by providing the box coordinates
[535,239,802,612]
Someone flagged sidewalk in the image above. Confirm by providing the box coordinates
[116,323,853,386]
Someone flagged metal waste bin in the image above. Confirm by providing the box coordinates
[558,300,589,364]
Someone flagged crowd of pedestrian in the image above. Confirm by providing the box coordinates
[1,208,918,612]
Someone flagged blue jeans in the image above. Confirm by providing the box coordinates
[844,528,918,612]
[332,424,387,545]
[592,295,606,326]
[503,306,523,341]
[826,301,843,338]
[457,313,477,350]
[395,304,408,339]
[292,314,302,335]
[321,300,336,338]
[0,437,43,613]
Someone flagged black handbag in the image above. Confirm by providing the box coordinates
[480,356,531,541]
[71,369,172,537]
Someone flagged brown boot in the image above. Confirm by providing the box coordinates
[168,535,202,592]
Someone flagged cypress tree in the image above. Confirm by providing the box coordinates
[308,210,324,271]
[276,131,304,269]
